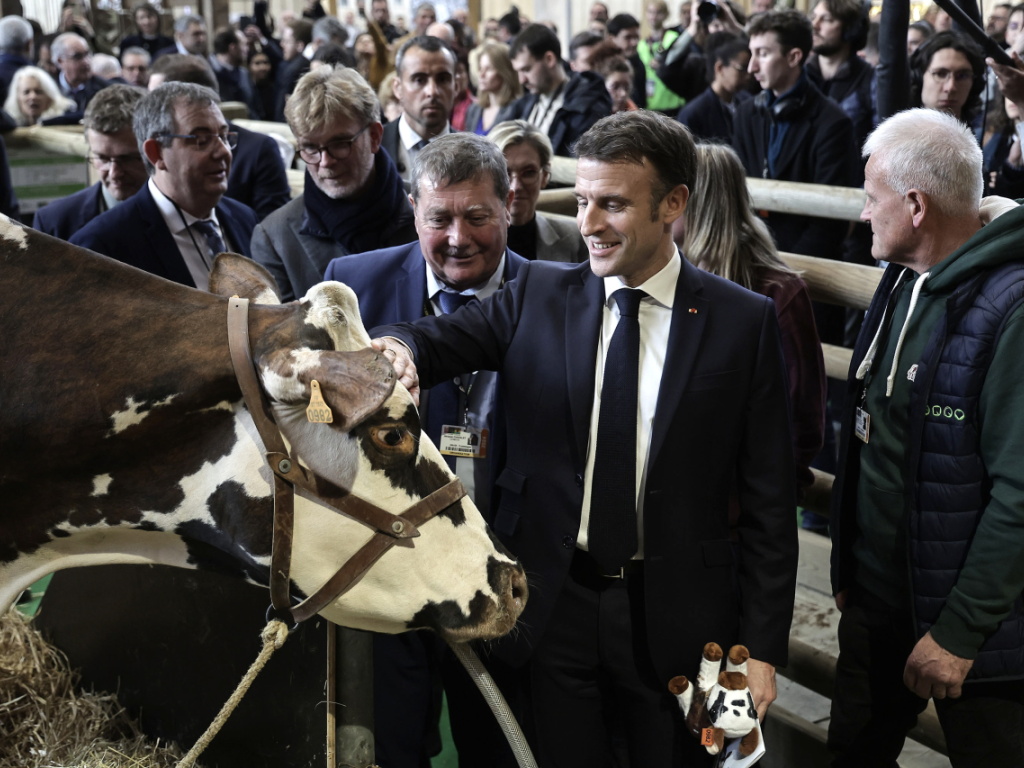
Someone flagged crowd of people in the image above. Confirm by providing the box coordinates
[7,0,1024,765]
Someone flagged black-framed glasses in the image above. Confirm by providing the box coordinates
[159,130,239,151]
[926,68,974,84]
[88,152,144,170]
[298,123,371,164]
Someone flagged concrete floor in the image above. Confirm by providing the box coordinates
[773,530,951,768]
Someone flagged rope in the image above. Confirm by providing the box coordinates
[177,619,290,768]
[448,641,539,768]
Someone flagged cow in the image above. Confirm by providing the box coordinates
[0,214,527,643]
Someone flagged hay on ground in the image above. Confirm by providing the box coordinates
[0,607,198,768]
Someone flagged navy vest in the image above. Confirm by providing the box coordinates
[906,261,1024,680]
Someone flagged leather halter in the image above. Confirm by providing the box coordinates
[226,297,467,625]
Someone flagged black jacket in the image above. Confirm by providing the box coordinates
[732,76,860,259]
[805,53,876,146]
[497,72,612,157]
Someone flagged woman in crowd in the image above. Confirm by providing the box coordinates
[588,40,639,113]
[119,2,174,60]
[352,19,390,91]
[4,66,74,126]
[489,120,588,263]
[248,50,278,121]
[466,40,520,135]
[676,143,826,498]
[377,71,403,123]
[450,56,476,131]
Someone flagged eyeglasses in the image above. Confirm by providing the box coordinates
[65,51,91,61]
[159,131,239,151]
[298,124,371,164]
[89,152,143,170]
[927,68,974,84]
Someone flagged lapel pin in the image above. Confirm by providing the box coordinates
[688,308,698,314]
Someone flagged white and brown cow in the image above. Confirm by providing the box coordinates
[0,216,526,641]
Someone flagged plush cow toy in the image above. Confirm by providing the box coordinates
[668,642,760,758]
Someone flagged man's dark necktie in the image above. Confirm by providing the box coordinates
[191,219,226,266]
[588,288,645,572]
[424,291,475,470]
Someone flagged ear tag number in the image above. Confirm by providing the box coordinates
[700,728,715,747]
[306,380,333,423]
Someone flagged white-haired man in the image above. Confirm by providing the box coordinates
[829,107,1024,766]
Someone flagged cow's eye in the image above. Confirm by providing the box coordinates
[371,425,414,455]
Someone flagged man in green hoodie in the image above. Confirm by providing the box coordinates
[829,108,1024,767]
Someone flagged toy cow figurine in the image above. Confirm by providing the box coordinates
[668,642,760,758]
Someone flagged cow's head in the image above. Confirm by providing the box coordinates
[210,256,527,641]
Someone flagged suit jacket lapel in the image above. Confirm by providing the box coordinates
[216,204,250,258]
[397,243,428,321]
[565,267,604,466]
[138,185,196,287]
[649,258,709,462]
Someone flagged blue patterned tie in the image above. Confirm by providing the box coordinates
[588,288,645,572]
[191,219,226,264]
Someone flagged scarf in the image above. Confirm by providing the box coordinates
[300,147,410,254]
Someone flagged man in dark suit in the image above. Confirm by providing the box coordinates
[71,81,257,290]
[499,24,612,158]
[33,85,147,241]
[148,54,290,221]
[380,35,455,182]
[252,66,415,302]
[377,110,798,765]
[326,132,526,768]
[52,32,109,117]
[211,27,256,115]
[153,14,209,60]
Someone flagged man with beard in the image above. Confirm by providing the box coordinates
[806,0,875,146]
[251,67,416,301]
[500,23,611,157]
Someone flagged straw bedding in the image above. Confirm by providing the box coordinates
[0,608,197,768]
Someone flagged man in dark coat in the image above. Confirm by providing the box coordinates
[252,66,416,302]
[498,24,612,157]
[33,85,147,241]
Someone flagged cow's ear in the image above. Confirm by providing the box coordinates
[210,254,282,304]
[259,347,396,431]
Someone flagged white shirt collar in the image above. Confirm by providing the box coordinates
[426,252,507,301]
[602,247,680,309]
[398,114,450,150]
[148,177,220,234]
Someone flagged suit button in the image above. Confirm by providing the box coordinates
[574,473,584,488]
[562,536,574,549]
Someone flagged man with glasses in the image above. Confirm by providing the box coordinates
[52,32,109,116]
[251,67,416,302]
[33,85,147,241]
[71,81,257,290]
[909,31,985,124]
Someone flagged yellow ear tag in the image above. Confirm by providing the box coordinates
[700,728,715,747]
[306,380,333,423]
